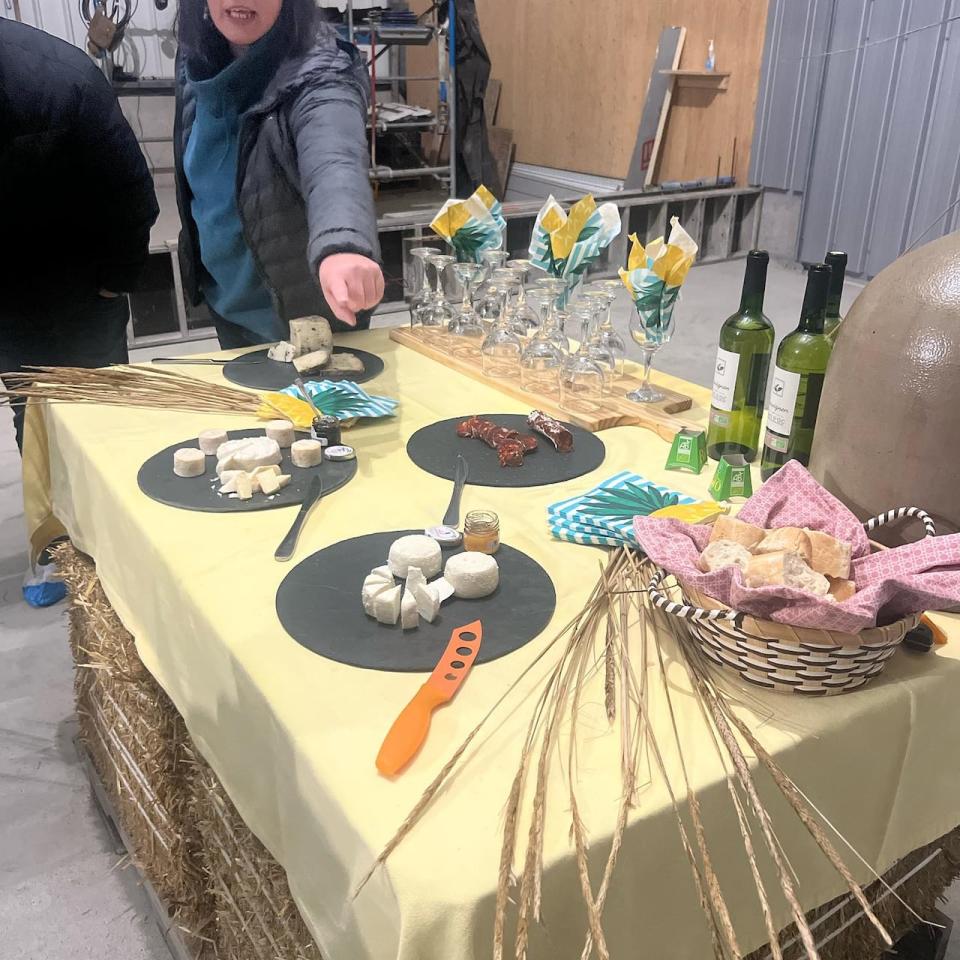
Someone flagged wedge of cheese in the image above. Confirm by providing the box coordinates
[293,348,331,375]
[267,340,297,362]
[363,576,394,616]
[374,584,403,625]
[400,589,419,630]
[412,581,440,623]
[289,316,333,357]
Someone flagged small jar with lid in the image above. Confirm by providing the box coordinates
[463,510,500,554]
[311,415,341,447]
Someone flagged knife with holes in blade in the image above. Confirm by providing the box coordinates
[376,620,483,777]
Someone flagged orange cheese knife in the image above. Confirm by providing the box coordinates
[376,620,483,777]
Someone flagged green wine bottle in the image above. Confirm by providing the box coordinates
[760,263,835,480]
[706,250,774,462]
[823,250,847,343]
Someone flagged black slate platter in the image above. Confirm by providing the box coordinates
[223,346,384,390]
[276,530,557,671]
[138,428,356,513]
[406,413,605,488]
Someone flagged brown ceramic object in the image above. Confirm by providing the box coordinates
[809,231,960,545]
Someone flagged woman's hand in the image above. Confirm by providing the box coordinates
[318,254,384,327]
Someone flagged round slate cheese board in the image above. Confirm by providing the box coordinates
[223,346,384,390]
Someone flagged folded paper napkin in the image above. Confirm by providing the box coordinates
[282,380,397,420]
[549,470,696,548]
[618,216,698,342]
[430,184,506,263]
[633,460,960,633]
[528,194,621,304]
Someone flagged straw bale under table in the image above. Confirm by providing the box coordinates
[54,543,958,960]
[55,544,213,952]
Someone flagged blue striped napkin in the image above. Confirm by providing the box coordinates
[280,380,397,420]
[548,471,696,547]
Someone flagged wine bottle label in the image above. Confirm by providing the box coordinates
[766,366,802,437]
[764,429,789,453]
[710,347,740,412]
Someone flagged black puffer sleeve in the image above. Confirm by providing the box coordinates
[72,65,160,293]
[288,42,380,273]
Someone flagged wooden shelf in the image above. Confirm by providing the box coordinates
[659,69,731,91]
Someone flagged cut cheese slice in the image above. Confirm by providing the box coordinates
[235,473,254,501]
[412,582,440,623]
[432,577,455,603]
[258,472,282,495]
[293,348,331,375]
[362,576,394,615]
[406,567,426,594]
[267,340,297,362]
[371,565,394,582]
[374,584,403,625]
[400,589,419,630]
[289,316,333,356]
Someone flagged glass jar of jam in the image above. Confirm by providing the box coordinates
[311,415,341,447]
[463,510,500,554]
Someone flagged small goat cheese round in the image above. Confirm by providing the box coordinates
[444,552,499,599]
[173,447,206,478]
[388,535,442,579]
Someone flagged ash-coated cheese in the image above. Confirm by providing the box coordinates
[264,420,295,448]
[173,448,205,478]
[388,535,442,579]
[267,340,297,362]
[444,552,499,599]
[198,429,228,455]
[291,439,324,468]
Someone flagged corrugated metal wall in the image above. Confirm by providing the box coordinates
[751,0,960,278]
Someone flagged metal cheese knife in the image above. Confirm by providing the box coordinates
[274,475,323,561]
[150,357,265,365]
[441,454,469,527]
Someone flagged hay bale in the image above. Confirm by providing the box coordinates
[746,825,960,960]
[189,749,321,960]
[56,544,213,952]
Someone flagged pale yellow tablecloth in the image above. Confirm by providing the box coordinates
[23,329,960,959]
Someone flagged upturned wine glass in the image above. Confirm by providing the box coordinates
[409,246,438,327]
[480,284,523,379]
[520,290,565,396]
[627,297,677,403]
[579,288,622,379]
[422,253,456,333]
[449,261,486,338]
[561,313,606,405]
[534,277,572,353]
[504,260,539,336]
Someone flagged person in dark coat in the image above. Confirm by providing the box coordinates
[174,0,384,348]
[0,20,159,451]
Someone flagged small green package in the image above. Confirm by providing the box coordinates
[666,428,707,474]
[708,454,753,501]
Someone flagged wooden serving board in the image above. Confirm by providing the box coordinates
[390,327,701,440]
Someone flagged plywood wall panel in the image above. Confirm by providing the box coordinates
[475,0,768,186]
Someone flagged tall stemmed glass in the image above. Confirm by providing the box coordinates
[535,278,572,354]
[504,260,539,336]
[627,297,676,403]
[409,246,438,327]
[422,253,456,335]
[476,272,511,332]
[589,281,628,377]
[449,261,486,339]
[561,313,606,406]
[480,283,523,379]
[520,290,565,396]
[579,288,621,381]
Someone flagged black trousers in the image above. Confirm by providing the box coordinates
[213,312,268,349]
[0,293,130,451]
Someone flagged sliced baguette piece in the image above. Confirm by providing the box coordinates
[744,550,829,596]
[754,527,813,563]
[708,515,764,549]
[827,577,857,602]
[699,539,752,573]
[804,529,853,579]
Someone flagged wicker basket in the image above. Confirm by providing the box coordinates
[647,506,936,696]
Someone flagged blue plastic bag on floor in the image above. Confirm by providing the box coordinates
[23,562,66,607]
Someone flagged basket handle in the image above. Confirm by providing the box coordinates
[862,506,936,540]
[647,569,739,623]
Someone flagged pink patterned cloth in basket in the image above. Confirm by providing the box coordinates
[633,460,960,632]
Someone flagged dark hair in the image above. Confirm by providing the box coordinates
[178,0,323,78]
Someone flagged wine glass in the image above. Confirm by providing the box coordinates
[480,284,523,379]
[423,254,456,334]
[627,298,676,403]
[504,260,539,336]
[534,278,572,353]
[409,246,438,327]
[561,313,606,406]
[520,290,565,396]
[476,273,510,332]
[449,261,486,339]
[579,288,621,380]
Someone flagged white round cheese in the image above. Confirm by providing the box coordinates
[388,535,442,579]
[291,438,324,468]
[232,437,282,471]
[444,552,499,599]
[198,429,228,455]
[264,420,295,448]
[173,447,205,478]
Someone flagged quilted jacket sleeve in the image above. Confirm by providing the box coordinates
[288,45,380,272]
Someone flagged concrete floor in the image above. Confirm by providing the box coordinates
[2,259,958,960]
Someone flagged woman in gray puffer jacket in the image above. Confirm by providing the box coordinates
[174,0,384,348]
